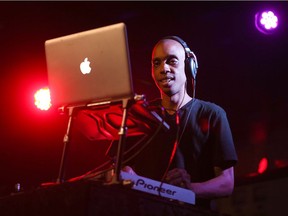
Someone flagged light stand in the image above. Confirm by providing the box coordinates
[56,106,75,184]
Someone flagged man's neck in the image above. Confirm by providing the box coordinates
[161,92,192,112]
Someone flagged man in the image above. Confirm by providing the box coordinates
[124,36,237,209]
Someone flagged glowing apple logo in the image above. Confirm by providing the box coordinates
[80,58,91,74]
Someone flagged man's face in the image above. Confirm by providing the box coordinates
[151,39,187,97]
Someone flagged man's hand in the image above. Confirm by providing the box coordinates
[165,168,191,189]
[122,166,137,175]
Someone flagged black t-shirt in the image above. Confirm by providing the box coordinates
[130,98,237,180]
[127,98,238,209]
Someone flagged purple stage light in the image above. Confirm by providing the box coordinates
[255,10,279,35]
[260,11,278,29]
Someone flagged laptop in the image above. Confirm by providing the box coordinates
[45,22,134,108]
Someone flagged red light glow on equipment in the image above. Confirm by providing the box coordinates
[34,88,52,110]
[250,122,267,145]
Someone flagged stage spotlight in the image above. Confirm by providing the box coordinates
[34,88,51,111]
[258,157,268,174]
[255,10,279,35]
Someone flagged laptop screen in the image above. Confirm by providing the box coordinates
[45,23,134,108]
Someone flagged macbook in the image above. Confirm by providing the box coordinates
[45,22,134,108]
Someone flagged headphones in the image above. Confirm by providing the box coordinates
[161,36,198,97]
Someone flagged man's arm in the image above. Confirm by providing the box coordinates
[188,167,234,198]
[166,166,235,199]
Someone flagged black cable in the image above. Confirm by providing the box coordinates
[157,99,194,196]
[67,114,165,182]
[122,118,165,165]
[158,111,181,196]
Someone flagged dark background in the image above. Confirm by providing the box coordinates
[0,1,287,195]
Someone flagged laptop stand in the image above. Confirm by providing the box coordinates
[56,98,135,185]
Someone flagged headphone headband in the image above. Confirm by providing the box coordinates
[161,36,198,70]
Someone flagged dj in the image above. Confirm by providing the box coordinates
[123,36,238,210]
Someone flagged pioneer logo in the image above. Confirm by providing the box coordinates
[121,171,195,204]
[135,178,177,196]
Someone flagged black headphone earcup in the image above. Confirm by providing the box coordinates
[185,57,197,80]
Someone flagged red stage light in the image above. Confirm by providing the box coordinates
[258,157,268,174]
[34,88,51,111]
